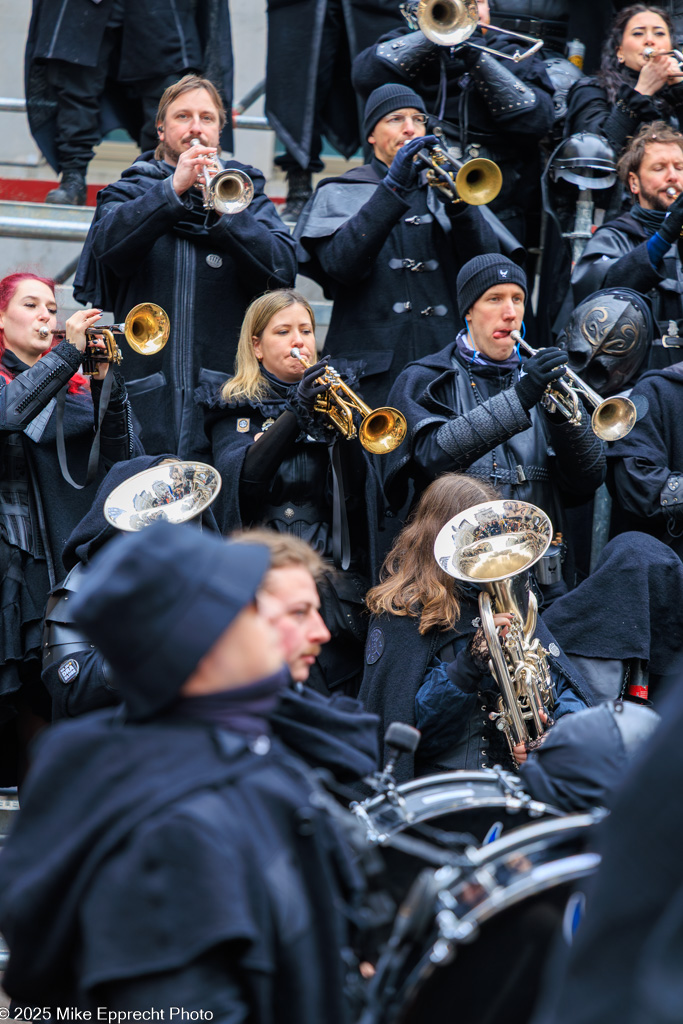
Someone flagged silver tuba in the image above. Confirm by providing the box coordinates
[434,499,556,755]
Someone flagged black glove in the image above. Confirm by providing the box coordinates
[515,347,568,412]
[658,191,683,245]
[294,358,330,412]
[383,134,439,194]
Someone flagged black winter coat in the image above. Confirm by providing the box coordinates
[295,158,500,407]
[25,0,234,166]
[565,66,683,155]
[74,156,297,458]
[382,342,606,543]
[266,0,404,167]
[0,710,362,1020]
[609,363,683,558]
[572,208,683,372]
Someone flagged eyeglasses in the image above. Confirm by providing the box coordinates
[382,114,428,127]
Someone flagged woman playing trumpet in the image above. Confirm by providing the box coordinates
[200,288,381,697]
[0,272,140,783]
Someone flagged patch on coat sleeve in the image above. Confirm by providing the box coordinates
[365,627,385,665]
[58,659,80,684]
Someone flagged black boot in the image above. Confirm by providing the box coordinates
[282,167,313,222]
[46,170,87,206]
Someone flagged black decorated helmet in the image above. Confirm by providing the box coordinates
[544,56,584,123]
[557,288,654,395]
[548,132,617,190]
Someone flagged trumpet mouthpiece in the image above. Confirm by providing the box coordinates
[290,347,301,358]
[38,326,50,338]
[667,186,679,197]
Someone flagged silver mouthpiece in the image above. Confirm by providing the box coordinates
[667,187,679,197]
[643,46,656,58]
[38,326,50,338]
[290,347,302,359]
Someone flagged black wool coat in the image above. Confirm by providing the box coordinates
[74,156,297,458]
[266,0,404,168]
[0,710,362,1020]
[25,0,234,168]
[295,158,500,407]
[609,364,683,558]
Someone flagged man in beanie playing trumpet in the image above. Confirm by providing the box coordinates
[384,253,606,595]
[295,83,499,407]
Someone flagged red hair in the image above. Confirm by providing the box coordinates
[0,273,88,393]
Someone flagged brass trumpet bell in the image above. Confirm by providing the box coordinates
[123,302,170,356]
[359,407,408,455]
[454,157,503,206]
[415,0,478,47]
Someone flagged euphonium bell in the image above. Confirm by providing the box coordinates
[290,348,407,454]
[434,499,556,753]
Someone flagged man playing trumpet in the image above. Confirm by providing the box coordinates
[295,83,500,408]
[75,75,297,459]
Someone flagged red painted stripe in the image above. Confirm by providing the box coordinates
[0,178,285,206]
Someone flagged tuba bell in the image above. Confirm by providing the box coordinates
[290,348,407,454]
[434,499,557,755]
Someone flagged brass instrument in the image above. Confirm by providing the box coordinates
[50,302,170,376]
[290,348,407,454]
[511,331,638,442]
[413,142,503,206]
[104,461,221,531]
[434,499,556,754]
[401,0,543,62]
[190,139,254,215]
[643,45,683,69]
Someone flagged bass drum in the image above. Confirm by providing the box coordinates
[363,813,603,1024]
[352,769,560,900]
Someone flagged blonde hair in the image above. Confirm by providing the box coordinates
[230,527,326,581]
[221,289,316,405]
[366,474,499,635]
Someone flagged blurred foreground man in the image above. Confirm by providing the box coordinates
[0,523,360,1019]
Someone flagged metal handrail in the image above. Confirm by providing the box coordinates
[0,97,270,130]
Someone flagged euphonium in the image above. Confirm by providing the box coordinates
[400,0,543,62]
[49,303,170,376]
[511,331,638,442]
[290,348,407,454]
[434,499,556,755]
[103,461,222,531]
[190,139,254,215]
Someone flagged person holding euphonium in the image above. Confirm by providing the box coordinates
[0,272,140,785]
[198,288,381,698]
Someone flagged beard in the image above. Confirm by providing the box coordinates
[638,184,676,212]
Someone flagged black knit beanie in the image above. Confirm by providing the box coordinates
[363,84,427,140]
[456,254,528,319]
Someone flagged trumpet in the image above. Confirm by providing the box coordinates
[190,139,254,215]
[643,45,683,68]
[50,303,170,376]
[413,141,503,206]
[512,331,637,442]
[290,348,407,454]
[401,0,543,62]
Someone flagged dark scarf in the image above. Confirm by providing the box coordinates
[174,667,291,736]
[1,349,31,375]
[454,326,522,372]
[632,205,667,236]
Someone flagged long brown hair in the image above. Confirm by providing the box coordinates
[598,5,675,103]
[221,289,316,405]
[366,473,499,635]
